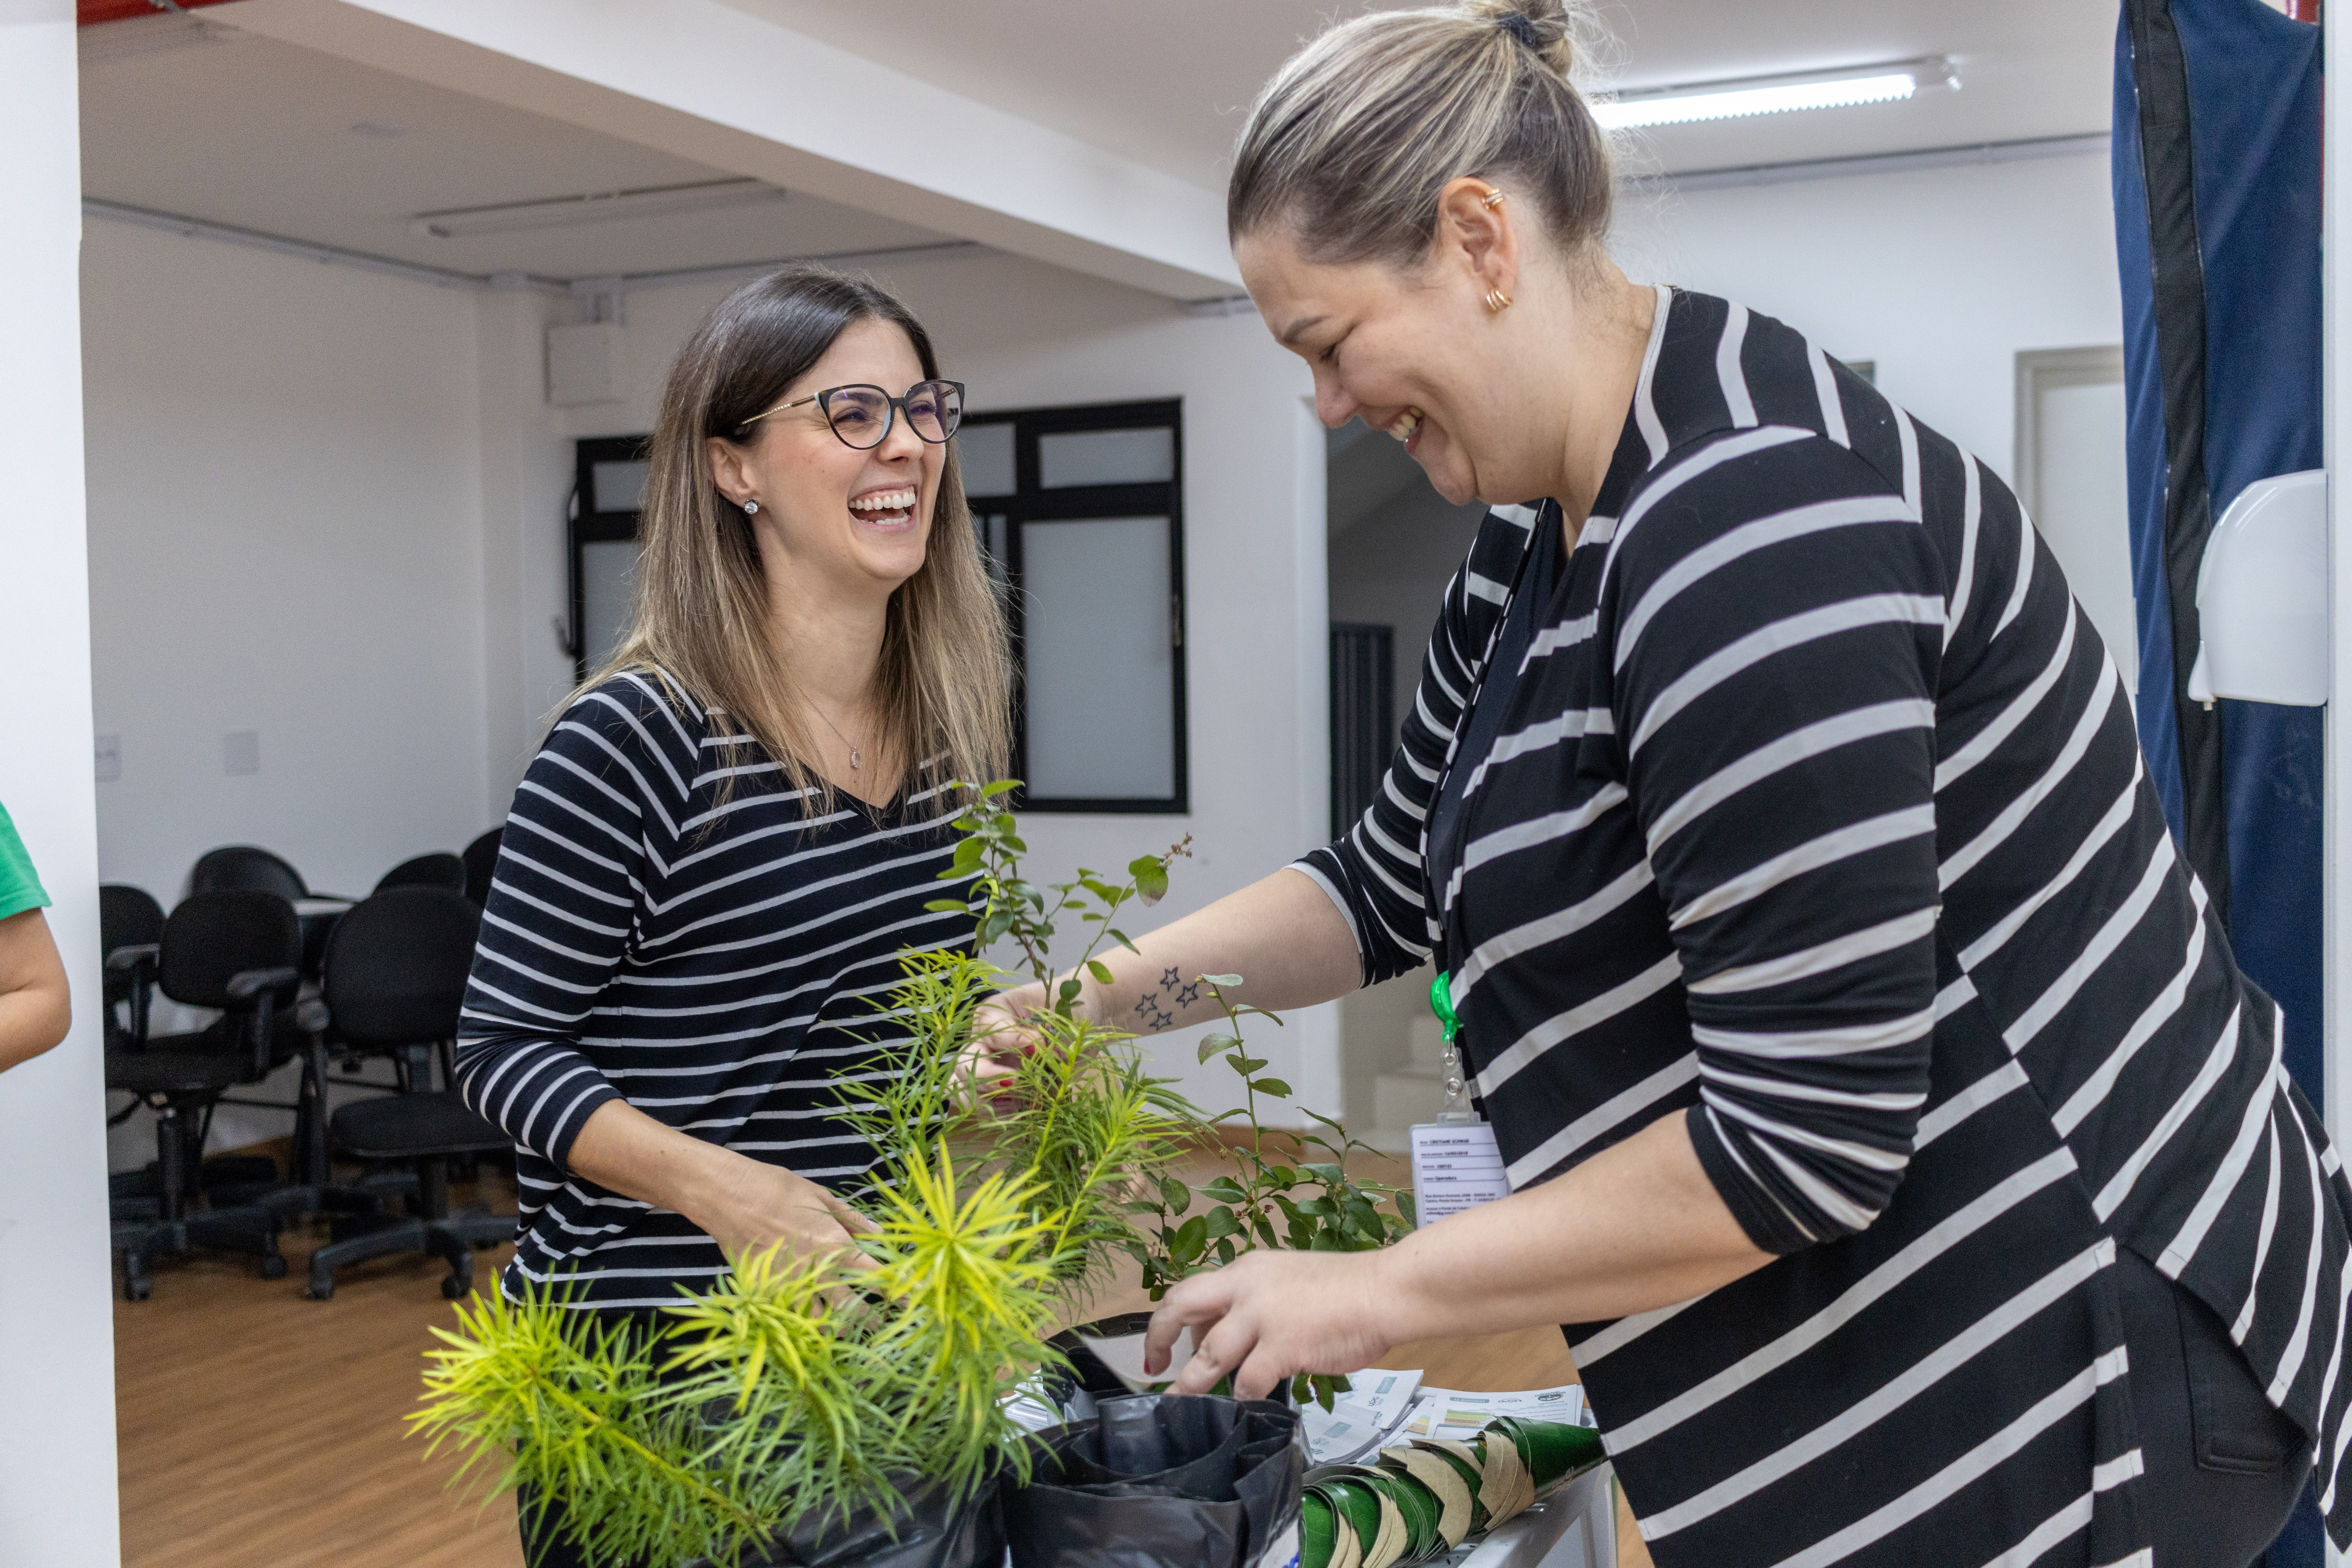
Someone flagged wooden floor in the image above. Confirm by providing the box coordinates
[115,1147,1647,1568]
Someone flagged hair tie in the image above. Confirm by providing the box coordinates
[1497,11,1539,48]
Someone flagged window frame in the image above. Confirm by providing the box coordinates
[569,434,652,685]
[961,397,1189,815]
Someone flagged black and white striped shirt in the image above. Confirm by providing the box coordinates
[455,671,969,1309]
[1301,288,2352,1562]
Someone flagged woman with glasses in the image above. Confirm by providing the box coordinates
[453,266,1003,1566]
[982,3,2347,1564]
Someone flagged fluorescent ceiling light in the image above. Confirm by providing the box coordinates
[1591,57,1959,131]
[410,178,788,239]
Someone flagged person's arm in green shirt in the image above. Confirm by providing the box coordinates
[0,803,68,1072]
[0,908,68,1072]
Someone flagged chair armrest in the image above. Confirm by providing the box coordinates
[105,944,160,974]
[224,966,300,1003]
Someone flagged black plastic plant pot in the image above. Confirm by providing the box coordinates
[664,1473,1004,1568]
[1001,1393,1306,1568]
[1044,1314,1298,1411]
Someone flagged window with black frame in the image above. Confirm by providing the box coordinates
[570,435,652,682]
[959,400,1187,814]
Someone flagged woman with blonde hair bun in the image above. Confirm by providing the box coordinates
[454,266,1008,1566]
[985,2,2348,1562]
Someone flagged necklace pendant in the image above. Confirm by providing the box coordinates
[849,747,863,770]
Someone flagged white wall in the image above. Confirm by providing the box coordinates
[83,218,495,908]
[0,4,122,1563]
[474,253,1338,1118]
[1613,150,2125,487]
[83,218,498,1161]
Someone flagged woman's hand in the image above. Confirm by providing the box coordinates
[678,1153,878,1271]
[1144,1250,1399,1400]
[957,984,1050,1113]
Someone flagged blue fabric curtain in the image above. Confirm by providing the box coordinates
[2114,1,2323,1559]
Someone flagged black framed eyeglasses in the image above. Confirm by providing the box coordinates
[741,378,965,450]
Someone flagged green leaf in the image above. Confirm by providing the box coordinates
[1396,1192,1418,1228]
[1230,1056,1268,1075]
[1200,973,1243,988]
[1201,1208,1241,1241]
[1085,960,1116,985]
[978,908,1014,946]
[1172,1214,1207,1264]
[981,779,1019,797]
[1302,1162,1347,1185]
[1197,1034,1241,1065]
[1128,857,1170,905]
[1158,1177,1192,1212]
[1106,927,1139,954]
[1057,977,1084,1004]
[1214,1238,1236,1266]
[922,898,969,914]
[1248,1078,1292,1099]
[1198,1177,1248,1204]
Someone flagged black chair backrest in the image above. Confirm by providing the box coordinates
[375,852,466,896]
[323,888,481,1048]
[190,845,307,902]
[158,891,301,1009]
[461,827,504,909]
[100,884,164,960]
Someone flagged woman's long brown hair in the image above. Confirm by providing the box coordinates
[582,265,1010,815]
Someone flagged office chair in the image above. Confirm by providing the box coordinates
[303,887,513,1301]
[188,845,309,901]
[460,827,503,909]
[99,883,165,1050]
[374,852,466,896]
[107,890,304,1300]
[190,844,354,979]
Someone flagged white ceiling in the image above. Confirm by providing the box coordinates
[719,0,2116,188]
[78,16,954,280]
[79,1,2115,287]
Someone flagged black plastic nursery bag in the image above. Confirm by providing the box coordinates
[1003,1394,1305,1568]
[738,1472,1006,1568]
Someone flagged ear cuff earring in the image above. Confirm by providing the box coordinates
[1484,288,1514,314]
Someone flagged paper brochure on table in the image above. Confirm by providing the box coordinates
[1303,1369,1590,1466]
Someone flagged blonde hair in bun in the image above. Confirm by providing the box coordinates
[1229,0,1613,269]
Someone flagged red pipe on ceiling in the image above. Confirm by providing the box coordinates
[79,0,239,23]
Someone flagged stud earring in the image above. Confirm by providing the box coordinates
[1484,288,1513,314]
[743,499,760,515]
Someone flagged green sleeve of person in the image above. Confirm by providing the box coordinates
[0,802,53,921]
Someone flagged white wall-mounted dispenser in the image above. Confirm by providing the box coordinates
[2186,468,2328,707]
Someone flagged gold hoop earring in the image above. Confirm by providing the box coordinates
[1484,288,1513,314]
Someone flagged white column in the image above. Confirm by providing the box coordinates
[0,4,124,1565]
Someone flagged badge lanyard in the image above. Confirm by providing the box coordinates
[1408,970,1509,1226]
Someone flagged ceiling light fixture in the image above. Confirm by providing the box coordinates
[1590,57,1960,131]
[409,178,788,239]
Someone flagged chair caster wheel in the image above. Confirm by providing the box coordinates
[125,1277,152,1302]
[441,1273,469,1300]
[305,1279,334,1302]
[260,1254,288,1281]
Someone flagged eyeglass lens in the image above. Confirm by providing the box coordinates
[822,381,963,449]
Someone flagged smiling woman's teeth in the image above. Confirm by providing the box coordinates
[1386,408,1423,443]
[849,489,916,514]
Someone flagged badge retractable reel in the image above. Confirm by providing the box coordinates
[1408,971,1510,1226]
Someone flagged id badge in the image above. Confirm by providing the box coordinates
[1410,971,1509,1226]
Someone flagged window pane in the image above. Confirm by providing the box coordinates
[581,538,641,671]
[591,459,648,514]
[958,421,1016,496]
[1021,517,1174,800]
[1039,427,1174,489]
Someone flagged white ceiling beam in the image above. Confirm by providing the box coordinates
[212,0,1244,300]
